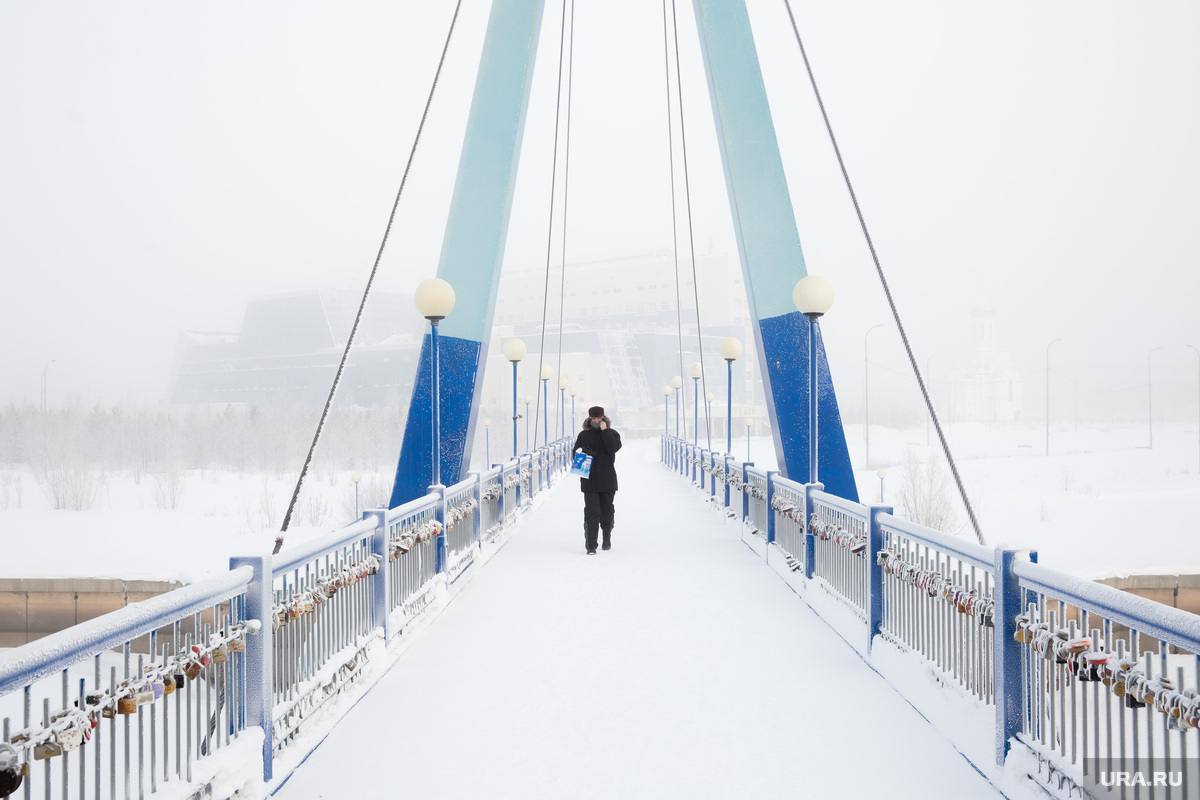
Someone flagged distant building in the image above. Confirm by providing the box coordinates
[172,290,418,406]
[952,307,1023,423]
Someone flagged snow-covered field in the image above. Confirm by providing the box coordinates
[731,422,1200,578]
[1,422,1197,583]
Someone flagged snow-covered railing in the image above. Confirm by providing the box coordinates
[743,466,770,541]
[1012,560,1200,795]
[0,438,573,800]
[810,489,870,618]
[659,435,1200,795]
[0,567,258,800]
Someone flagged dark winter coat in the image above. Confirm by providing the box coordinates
[573,417,622,493]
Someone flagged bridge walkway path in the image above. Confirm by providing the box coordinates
[275,440,996,799]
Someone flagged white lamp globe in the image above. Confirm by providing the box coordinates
[792,275,834,318]
[720,337,743,361]
[706,391,715,403]
[559,378,569,390]
[661,385,672,397]
[483,417,492,427]
[414,278,456,320]
[670,375,683,389]
[502,338,526,363]
[688,362,703,380]
[569,386,577,398]
[540,365,554,381]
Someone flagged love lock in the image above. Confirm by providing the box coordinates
[57,726,83,753]
[211,643,229,666]
[163,675,176,697]
[32,740,63,761]
[0,742,24,797]
[230,634,246,654]
[184,660,203,681]
[117,694,138,715]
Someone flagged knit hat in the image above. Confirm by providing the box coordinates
[587,406,604,418]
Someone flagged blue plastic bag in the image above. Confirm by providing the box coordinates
[570,449,593,478]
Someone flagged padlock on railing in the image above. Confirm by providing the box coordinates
[0,741,24,797]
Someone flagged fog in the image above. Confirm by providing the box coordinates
[2,0,1198,426]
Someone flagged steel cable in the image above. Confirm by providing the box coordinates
[669,0,713,450]
[780,0,986,545]
[531,0,570,451]
[660,0,689,443]
[275,0,466,554]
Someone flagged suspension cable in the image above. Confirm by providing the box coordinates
[669,0,712,450]
[275,0,465,554]
[553,0,576,436]
[780,0,985,545]
[660,0,689,443]
[531,0,569,451]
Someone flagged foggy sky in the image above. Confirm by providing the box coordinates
[2,0,1198,420]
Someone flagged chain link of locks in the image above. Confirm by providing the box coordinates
[272,555,381,630]
[1014,615,1200,731]
[875,549,996,628]
[502,471,521,491]
[445,496,478,529]
[387,518,442,563]
[809,514,868,556]
[481,482,502,503]
[0,621,262,791]
[770,495,804,524]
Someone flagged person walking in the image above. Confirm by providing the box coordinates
[573,406,622,554]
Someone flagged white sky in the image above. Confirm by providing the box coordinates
[1,0,1198,417]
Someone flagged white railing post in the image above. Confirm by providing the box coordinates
[364,509,390,641]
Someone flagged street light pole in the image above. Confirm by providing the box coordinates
[671,375,682,437]
[415,278,456,487]
[1147,347,1165,449]
[864,324,884,468]
[1045,338,1062,456]
[503,339,526,459]
[794,276,835,483]
[720,338,741,454]
[539,365,553,447]
[689,362,702,447]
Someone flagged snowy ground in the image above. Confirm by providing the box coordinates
[1,422,1196,583]
[719,422,1200,578]
[273,441,1004,800]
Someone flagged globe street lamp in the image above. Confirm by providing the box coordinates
[540,364,554,447]
[351,471,362,518]
[414,278,456,487]
[793,275,834,483]
[503,338,526,459]
[569,384,577,431]
[706,391,715,433]
[671,375,683,437]
[720,337,742,454]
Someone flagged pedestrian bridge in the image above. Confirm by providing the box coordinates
[4,437,1200,800]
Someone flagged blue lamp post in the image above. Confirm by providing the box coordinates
[503,338,526,459]
[720,338,742,454]
[793,275,834,483]
[670,375,682,437]
[662,385,671,435]
[558,378,568,438]
[689,362,702,446]
[415,278,456,487]
[540,365,554,447]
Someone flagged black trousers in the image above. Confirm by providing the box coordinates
[582,491,615,550]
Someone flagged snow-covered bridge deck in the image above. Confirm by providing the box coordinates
[275,442,995,799]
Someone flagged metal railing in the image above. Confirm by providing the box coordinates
[659,435,1200,795]
[0,437,572,799]
[1014,561,1200,796]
